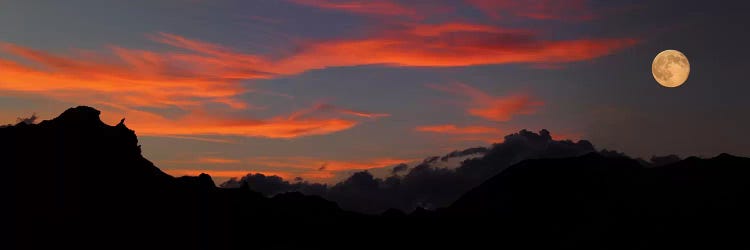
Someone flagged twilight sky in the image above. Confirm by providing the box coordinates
[1,0,748,184]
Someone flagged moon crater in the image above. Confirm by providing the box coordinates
[652,50,690,88]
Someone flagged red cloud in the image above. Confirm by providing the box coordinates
[288,0,420,18]
[288,103,391,120]
[246,156,415,172]
[288,0,597,22]
[467,94,541,122]
[99,105,361,139]
[466,0,595,21]
[415,123,507,143]
[0,42,253,109]
[429,83,543,122]
[196,157,242,164]
[160,156,416,183]
[1,27,635,100]
[0,39,389,139]
[415,124,501,135]
[273,26,637,71]
[0,18,632,140]
[150,24,636,76]
[164,169,299,180]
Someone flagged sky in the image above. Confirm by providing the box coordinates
[1,0,748,184]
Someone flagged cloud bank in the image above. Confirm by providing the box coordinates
[222,129,599,213]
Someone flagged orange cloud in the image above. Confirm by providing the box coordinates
[429,83,543,122]
[466,0,595,21]
[288,0,419,18]
[415,123,506,143]
[290,0,597,22]
[0,20,631,139]
[165,169,338,183]
[164,169,295,180]
[405,22,515,36]
[269,19,633,71]
[273,32,637,72]
[163,156,242,165]
[416,123,581,145]
[0,40,389,139]
[0,28,634,105]
[467,94,541,122]
[415,124,501,135]
[0,42,253,110]
[98,104,360,139]
[196,157,241,164]
[147,25,636,76]
[246,156,415,172]
[551,132,584,141]
[338,109,391,119]
[144,135,236,144]
[158,155,417,183]
[288,103,390,120]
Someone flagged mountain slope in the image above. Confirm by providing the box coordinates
[2,106,355,249]
[5,106,750,249]
[223,129,597,214]
[445,153,750,248]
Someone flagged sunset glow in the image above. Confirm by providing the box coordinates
[2,0,735,185]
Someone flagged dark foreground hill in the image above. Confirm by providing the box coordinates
[223,128,598,214]
[5,106,750,249]
[445,153,750,248]
[3,107,362,249]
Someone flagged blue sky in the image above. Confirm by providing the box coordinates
[1,0,748,183]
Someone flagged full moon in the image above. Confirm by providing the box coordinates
[652,49,690,87]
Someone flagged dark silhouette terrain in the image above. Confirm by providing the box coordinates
[445,153,750,248]
[4,107,362,249]
[222,129,598,214]
[5,106,750,249]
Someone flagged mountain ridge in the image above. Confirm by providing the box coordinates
[5,106,750,249]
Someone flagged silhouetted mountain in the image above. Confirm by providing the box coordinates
[3,106,358,249]
[444,152,750,248]
[223,129,598,213]
[6,106,750,249]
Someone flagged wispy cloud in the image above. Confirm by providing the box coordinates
[0,4,633,140]
[465,0,595,21]
[273,25,637,72]
[0,41,256,110]
[415,124,501,135]
[196,157,242,164]
[288,0,420,18]
[415,124,506,143]
[428,82,543,122]
[159,155,417,183]
[246,156,415,171]
[143,135,236,144]
[103,104,362,139]
[164,169,293,179]
[0,29,634,105]
[0,39,390,139]
[288,103,390,120]
[289,0,598,21]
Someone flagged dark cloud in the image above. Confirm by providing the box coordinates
[423,156,439,164]
[650,154,682,166]
[220,173,327,197]
[3,113,38,127]
[440,147,489,161]
[223,129,597,214]
[16,113,37,125]
[599,149,631,158]
[318,163,328,171]
[391,163,409,175]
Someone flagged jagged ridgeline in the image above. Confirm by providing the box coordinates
[4,106,750,249]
